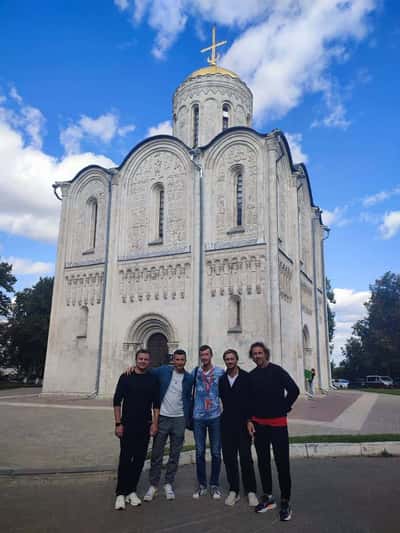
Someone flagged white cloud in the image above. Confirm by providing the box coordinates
[359,211,381,224]
[133,0,151,23]
[0,88,116,243]
[146,120,172,137]
[285,132,308,164]
[321,206,350,227]
[0,88,46,149]
[5,257,54,276]
[379,211,400,240]
[331,287,370,361]
[60,112,135,154]
[114,0,129,10]
[9,86,23,104]
[123,1,377,124]
[118,124,137,136]
[362,185,400,207]
[310,78,351,129]
[148,2,188,60]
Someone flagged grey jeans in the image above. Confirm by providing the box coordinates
[149,415,186,487]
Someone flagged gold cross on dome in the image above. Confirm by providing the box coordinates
[200,26,227,66]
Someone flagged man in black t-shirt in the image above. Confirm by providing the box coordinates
[113,349,160,510]
[247,342,299,521]
[219,349,258,507]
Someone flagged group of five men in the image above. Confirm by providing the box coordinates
[113,342,300,522]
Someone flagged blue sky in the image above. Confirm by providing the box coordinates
[0,1,399,360]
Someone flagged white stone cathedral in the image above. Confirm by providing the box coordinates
[43,34,330,397]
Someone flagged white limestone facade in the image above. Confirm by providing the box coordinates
[43,65,330,397]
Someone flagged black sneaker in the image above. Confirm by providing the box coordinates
[255,494,277,513]
[280,500,292,521]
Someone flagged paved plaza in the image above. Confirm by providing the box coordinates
[1,457,399,533]
[1,388,399,533]
[0,388,399,471]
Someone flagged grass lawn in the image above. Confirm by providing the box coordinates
[353,388,400,396]
[173,434,400,456]
[289,434,400,443]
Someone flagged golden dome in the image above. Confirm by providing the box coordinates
[187,65,238,80]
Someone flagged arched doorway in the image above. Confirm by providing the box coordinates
[124,313,178,365]
[148,332,169,367]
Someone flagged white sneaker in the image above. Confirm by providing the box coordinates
[143,486,157,502]
[114,495,126,510]
[193,485,208,499]
[248,492,259,507]
[126,492,141,506]
[211,486,222,500]
[164,483,175,500]
[225,491,240,506]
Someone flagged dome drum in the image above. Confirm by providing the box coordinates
[173,71,253,148]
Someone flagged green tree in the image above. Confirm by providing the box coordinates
[340,272,400,378]
[0,259,16,318]
[2,277,54,378]
[326,277,336,353]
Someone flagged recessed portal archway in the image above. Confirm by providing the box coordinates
[124,313,178,366]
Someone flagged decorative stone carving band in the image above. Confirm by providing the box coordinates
[118,261,191,302]
[206,254,265,297]
[279,256,293,303]
[65,271,104,306]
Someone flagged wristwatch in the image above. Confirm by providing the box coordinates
[115,422,122,427]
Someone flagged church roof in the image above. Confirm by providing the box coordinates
[187,65,238,80]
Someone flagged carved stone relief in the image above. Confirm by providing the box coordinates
[206,253,265,297]
[126,151,188,253]
[215,144,258,241]
[279,254,293,303]
[118,260,191,302]
[69,179,107,264]
[65,270,104,306]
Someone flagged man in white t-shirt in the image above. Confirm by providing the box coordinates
[143,349,194,501]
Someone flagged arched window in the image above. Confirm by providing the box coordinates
[235,171,243,227]
[86,197,98,252]
[235,298,241,327]
[222,103,230,130]
[150,183,165,244]
[77,305,88,338]
[158,187,164,240]
[228,295,242,333]
[192,104,199,147]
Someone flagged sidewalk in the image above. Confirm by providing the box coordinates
[1,457,399,533]
[0,388,399,471]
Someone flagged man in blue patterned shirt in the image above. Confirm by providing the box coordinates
[192,345,225,500]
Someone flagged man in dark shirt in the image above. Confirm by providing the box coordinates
[219,349,258,507]
[113,348,160,510]
[247,342,299,521]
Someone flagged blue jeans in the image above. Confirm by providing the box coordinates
[193,416,221,487]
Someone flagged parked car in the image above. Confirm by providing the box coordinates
[332,379,349,389]
[348,378,366,388]
[365,375,393,388]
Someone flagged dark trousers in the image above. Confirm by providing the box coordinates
[254,423,291,500]
[221,421,257,494]
[116,425,150,496]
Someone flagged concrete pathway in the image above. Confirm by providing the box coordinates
[1,457,399,533]
[0,388,399,470]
